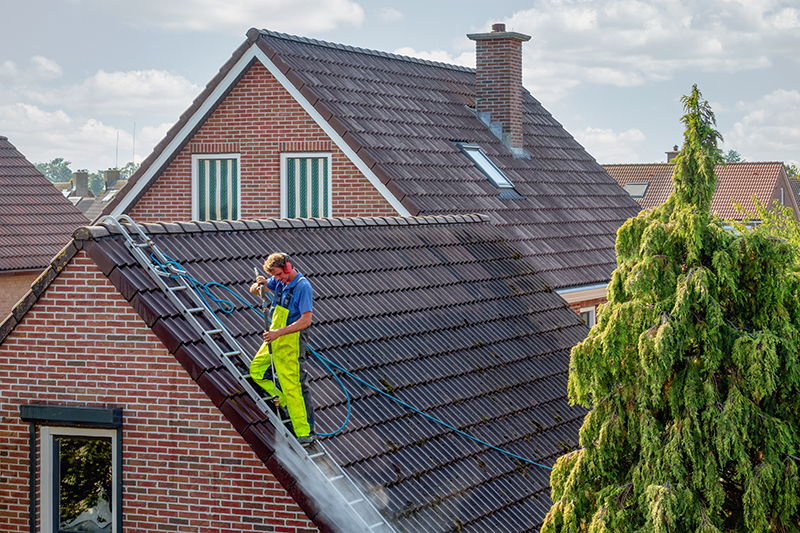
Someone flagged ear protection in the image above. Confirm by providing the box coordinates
[278,252,292,274]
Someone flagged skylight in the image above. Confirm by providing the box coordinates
[456,144,514,189]
[624,182,649,198]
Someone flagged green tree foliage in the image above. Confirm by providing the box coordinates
[35,157,73,182]
[723,150,743,163]
[119,161,140,180]
[542,85,800,532]
[786,164,798,179]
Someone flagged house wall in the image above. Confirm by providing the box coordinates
[128,61,397,224]
[0,271,38,319]
[0,251,316,533]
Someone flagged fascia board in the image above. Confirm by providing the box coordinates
[112,43,410,218]
[251,46,410,217]
[556,282,608,304]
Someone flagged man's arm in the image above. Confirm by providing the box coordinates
[263,311,312,344]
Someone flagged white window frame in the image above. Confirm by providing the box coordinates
[624,182,650,198]
[456,143,515,189]
[40,426,120,533]
[280,152,333,218]
[191,153,242,221]
[580,306,596,328]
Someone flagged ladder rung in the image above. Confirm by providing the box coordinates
[369,522,385,529]
[134,242,152,248]
[222,350,241,357]
[348,498,364,505]
[308,451,325,459]
[328,475,344,481]
[204,328,223,335]
[282,419,292,424]
[168,285,187,292]
[187,307,205,313]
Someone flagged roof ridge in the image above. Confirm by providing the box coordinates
[257,28,475,74]
[74,214,491,240]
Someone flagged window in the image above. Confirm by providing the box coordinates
[281,153,332,218]
[192,154,240,221]
[20,405,122,533]
[456,143,514,189]
[624,182,649,198]
[42,427,119,532]
[580,306,596,328]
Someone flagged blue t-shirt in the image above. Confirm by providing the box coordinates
[266,270,313,326]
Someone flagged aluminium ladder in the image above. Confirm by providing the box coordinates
[99,215,394,533]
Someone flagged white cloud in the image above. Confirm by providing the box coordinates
[393,47,473,68]
[379,7,403,22]
[31,56,62,79]
[84,0,365,35]
[573,126,647,163]
[480,0,800,101]
[45,69,200,116]
[724,89,800,162]
[0,60,18,77]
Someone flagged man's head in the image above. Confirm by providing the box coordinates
[264,252,293,282]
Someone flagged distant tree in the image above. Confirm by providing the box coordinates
[35,158,73,182]
[787,163,798,178]
[723,149,743,163]
[542,85,800,532]
[119,161,140,180]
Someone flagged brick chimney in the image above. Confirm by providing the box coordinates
[468,23,531,154]
[73,171,91,197]
[104,169,120,189]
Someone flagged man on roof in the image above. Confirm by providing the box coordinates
[249,252,315,446]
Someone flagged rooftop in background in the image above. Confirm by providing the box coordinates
[0,135,88,273]
[102,27,641,292]
[604,161,798,220]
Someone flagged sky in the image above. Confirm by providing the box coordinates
[0,0,798,172]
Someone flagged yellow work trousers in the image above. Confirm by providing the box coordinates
[249,305,313,438]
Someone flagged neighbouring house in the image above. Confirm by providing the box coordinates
[56,169,129,219]
[98,25,640,326]
[605,156,800,222]
[0,135,88,317]
[1,214,588,532]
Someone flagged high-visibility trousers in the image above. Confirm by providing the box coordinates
[249,305,314,438]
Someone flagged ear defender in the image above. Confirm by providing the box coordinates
[279,253,292,274]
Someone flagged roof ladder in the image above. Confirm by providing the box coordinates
[98,215,395,533]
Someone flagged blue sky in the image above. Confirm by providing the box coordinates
[0,0,797,172]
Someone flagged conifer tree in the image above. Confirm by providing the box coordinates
[541,85,800,532]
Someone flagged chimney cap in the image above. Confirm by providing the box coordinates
[467,25,531,42]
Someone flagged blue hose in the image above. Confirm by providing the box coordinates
[150,254,551,471]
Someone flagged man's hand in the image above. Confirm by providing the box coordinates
[263,328,283,344]
[249,275,268,296]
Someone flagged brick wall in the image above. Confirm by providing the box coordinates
[0,251,316,532]
[129,61,397,224]
[0,272,39,319]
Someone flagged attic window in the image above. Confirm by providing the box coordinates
[624,182,649,198]
[456,144,514,189]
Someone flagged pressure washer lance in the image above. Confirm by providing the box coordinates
[254,267,280,409]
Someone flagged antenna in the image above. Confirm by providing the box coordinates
[115,131,119,169]
[132,122,136,165]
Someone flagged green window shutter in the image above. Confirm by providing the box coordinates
[286,156,329,218]
[197,158,238,221]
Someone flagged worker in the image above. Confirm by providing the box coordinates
[249,252,315,446]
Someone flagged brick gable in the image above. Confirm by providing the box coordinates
[0,251,316,532]
[128,61,396,223]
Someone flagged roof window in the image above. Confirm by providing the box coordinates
[624,182,649,198]
[456,143,514,189]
